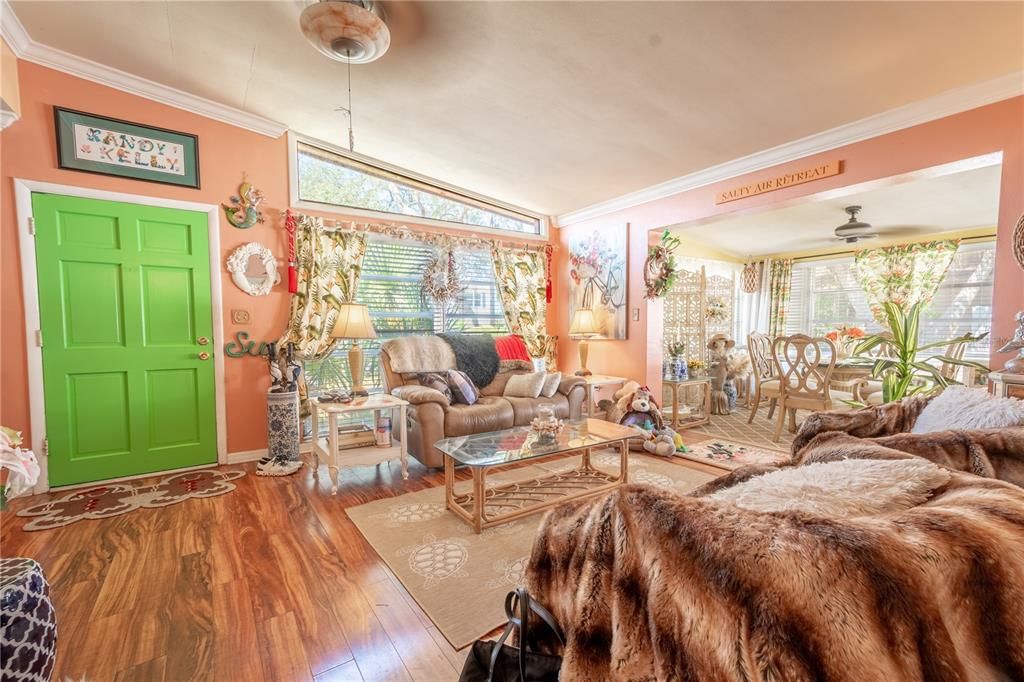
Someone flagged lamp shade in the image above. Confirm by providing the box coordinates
[331,302,377,339]
[570,308,599,337]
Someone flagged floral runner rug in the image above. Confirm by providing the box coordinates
[346,453,716,649]
[678,438,792,471]
[16,469,245,532]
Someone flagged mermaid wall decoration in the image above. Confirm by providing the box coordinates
[223,176,265,229]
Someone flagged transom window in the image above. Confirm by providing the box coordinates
[785,241,995,360]
[296,141,543,235]
[303,238,509,396]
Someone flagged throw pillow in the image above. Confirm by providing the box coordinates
[416,372,453,402]
[495,335,532,362]
[709,459,950,517]
[446,369,479,405]
[504,372,546,399]
[911,385,1024,434]
[540,372,562,398]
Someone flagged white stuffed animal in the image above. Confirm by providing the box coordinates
[643,428,677,457]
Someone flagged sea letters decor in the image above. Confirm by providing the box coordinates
[224,331,273,358]
[54,107,200,188]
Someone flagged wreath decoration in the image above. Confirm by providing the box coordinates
[421,248,465,303]
[643,230,681,299]
[1013,212,1024,271]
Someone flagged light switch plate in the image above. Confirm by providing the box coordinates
[631,307,640,321]
[231,309,251,324]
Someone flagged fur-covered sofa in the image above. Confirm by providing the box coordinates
[523,426,1024,680]
[791,392,1024,487]
[379,336,586,468]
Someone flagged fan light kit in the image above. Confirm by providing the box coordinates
[300,0,391,64]
[833,206,878,243]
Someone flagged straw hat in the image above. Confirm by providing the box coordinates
[706,334,736,351]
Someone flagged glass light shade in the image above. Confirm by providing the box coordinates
[331,302,377,339]
[300,1,390,64]
[570,308,599,336]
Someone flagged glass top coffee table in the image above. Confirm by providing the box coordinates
[435,418,642,533]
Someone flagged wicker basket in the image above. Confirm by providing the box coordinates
[1014,212,1024,271]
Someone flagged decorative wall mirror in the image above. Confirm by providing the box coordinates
[227,242,279,296]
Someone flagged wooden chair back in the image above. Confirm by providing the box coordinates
[939,340,969,382]
[747,332,776,387]
[772,334,837,406]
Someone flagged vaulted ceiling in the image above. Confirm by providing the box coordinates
[9,1,1024,216]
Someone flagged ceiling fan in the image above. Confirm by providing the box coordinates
[833,206,878,243]
[300,0,391,64]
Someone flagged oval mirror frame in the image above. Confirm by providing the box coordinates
[227,242,280,296]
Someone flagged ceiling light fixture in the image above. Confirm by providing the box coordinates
[300,0,390,64]
[833,205,878,243]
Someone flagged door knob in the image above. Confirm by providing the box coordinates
[198,351,211,361]
[197,336,209,345]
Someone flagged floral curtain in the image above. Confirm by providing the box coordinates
[853,239,960,325]
[768,258,793,337]
[278,215,367,360]
[491,247,556,367]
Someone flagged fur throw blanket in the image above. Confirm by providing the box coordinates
[790,394,933,454]
[525,451,1024,680]
[438,333,500,388]
[380,336,456,374]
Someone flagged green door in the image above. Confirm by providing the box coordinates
[33,194,217,486]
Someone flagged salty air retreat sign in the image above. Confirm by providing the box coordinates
[715,160,842,204]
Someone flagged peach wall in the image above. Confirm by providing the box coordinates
[555,96,1024,394]
[1,61,556,457]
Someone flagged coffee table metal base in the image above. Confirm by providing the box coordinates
[444,441,629,533]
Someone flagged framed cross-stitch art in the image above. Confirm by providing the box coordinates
[54,107,200,188]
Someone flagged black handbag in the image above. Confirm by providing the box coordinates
[458,587,564,682]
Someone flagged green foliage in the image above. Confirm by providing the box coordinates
[849,301,989,404]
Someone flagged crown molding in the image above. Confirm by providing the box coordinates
[556,71,1024,226]
[0,0,287,138]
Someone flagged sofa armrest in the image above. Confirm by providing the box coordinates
[557,375,586,396]
[791,393,934,456]
[391,385,450,410]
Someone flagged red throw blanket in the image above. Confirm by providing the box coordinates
[525,453,1024,680]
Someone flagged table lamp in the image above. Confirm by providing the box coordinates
[570,307,599,376]
[331,302,377,396]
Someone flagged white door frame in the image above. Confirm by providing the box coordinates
[14,178,228,493]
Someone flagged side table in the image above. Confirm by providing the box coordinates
[662,377,712,429]
[311,394,409,494]
[582,375,628,418]
[989,371,1024,399]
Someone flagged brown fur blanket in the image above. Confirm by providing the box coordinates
[525,457,1024,680]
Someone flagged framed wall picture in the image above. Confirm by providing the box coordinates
[568,223,628,340]
[54,107,200,188]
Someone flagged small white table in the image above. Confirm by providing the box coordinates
[582,374,628,418]
[311,394,409,494]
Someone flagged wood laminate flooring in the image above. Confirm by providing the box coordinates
[0,437,721,681]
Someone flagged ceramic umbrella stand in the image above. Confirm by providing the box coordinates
[258,389,303,477]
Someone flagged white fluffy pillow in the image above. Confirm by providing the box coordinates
[911,385,1024,434]
[709,459,950,517]
[540,372,562,398]
[503,372,546,398]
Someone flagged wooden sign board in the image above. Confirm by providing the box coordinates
[715,160,842,204]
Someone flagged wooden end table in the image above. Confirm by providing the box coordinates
[311,394,409,495]
[582,374,628,418]
[662,377,712,429]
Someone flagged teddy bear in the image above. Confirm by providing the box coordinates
[642,427,677,457]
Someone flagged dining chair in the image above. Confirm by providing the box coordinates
[771,334,856,442]
[746,332,780,424]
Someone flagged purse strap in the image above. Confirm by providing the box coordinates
[488,587,564,682]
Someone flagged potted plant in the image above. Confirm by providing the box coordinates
[848,301,989,405]
[665,342,687,380]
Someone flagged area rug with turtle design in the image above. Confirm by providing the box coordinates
[346,452,715,649]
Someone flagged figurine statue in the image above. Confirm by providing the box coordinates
[223,178,265,229]
[998,311,1024,373]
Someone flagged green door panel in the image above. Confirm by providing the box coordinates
[33,193,217,486]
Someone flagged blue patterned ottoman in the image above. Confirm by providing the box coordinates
[1,558,56,682]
